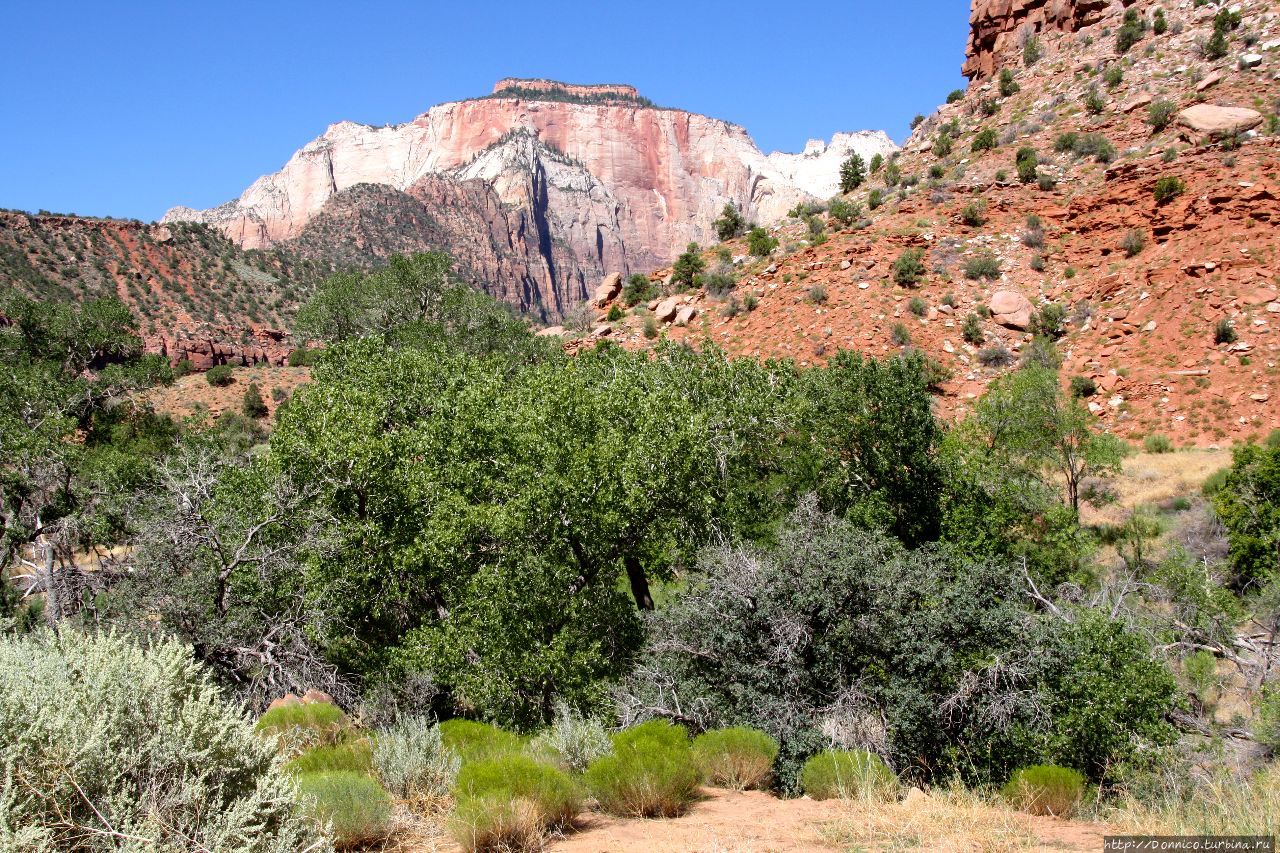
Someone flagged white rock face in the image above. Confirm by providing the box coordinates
[766,131,900,200]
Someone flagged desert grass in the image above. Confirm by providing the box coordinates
[818,783,1040,852]
[1081,448,1230,527]
[1106,764,1280,837]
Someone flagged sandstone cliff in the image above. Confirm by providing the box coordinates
[963,0,1135,79]
[165,83,896,317]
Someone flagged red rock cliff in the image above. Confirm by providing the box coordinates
[963,0,1135,79]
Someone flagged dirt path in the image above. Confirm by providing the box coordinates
[541,788,1112,853]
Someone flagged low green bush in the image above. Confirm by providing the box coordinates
[893,248,926,286]
[585,721,702,817]
[1155,176,1186,203]
[287,346,322,367]
[531,703,612,774]
[287,741,373,776]
[373,715,460,803]
[296,771,392,848]
[451,755,582,851]
[205,364,234,386]
[799,750,896,801]
[256,701,349,752]
[1144,434,1175,454]
[1002,765,1086,816]
[692,727,780,791]
[964,253,1002,281]
[439,718,526,764]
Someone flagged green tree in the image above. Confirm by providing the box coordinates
[892,248,927,286]
[747,228,778,258]
[242,382,269,419]
[839,152,866,192]
[713,202,746,241]
[1214,443,1280,589]
[671,243,706,289]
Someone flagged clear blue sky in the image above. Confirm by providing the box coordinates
[0,1,969,222]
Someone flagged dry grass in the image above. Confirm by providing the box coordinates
[1106,764,1280,837]
[1081,448,1231,527]
[818,783,1040,852]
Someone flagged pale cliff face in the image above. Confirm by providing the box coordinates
[766,131,900,200]
[164,87,897,314]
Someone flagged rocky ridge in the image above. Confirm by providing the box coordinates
[582,0,1280,445]
[165,83,896,318]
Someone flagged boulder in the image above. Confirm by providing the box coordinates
[674,305,698,327]
[1175,104,1264,143]
[1240,53,1263,69]
[990,290,1033,330]
[1121,92,1154,113]
[655,297,681,323]
[536,325,566,337]
[266,693,303,712]
[593,272,623,307]
[1195,71,1223,92]
[301,689,335,705]
[591,324,613,338]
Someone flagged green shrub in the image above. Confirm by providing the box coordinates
[0,630,326,851]
[1152,8,1167,35]
[808,284,829,305]
[747,227,778,258]
[828,198,860,227]
[173,358,196,376]
[1070,375,1098,398]
[257,701,349,752]
[606,303,624,322]
[1266,429,1280,450]
[624,273,656,306]
[1015,146,1038,184]
[969,128,998,153]
[868,189,884,210]
[531,703,612,774]
[1148,99,1178,131]
[962,312,985,344]
[909,297,927,317]
[869,153,884,174]
[933,133,953,158]
[372,716,460,803]
[840,152,867,192]
[585,721,702,817]
[999,68,1020,97]
[1084,86,1106,115]
[713,202,746,241]
[946,89,965,104]
[960,200,987,226]
[1144,434,1175,454]
[964,253,1002,281]
[1023,35,1043,66]
[800,750,896,801]
[451,755,581,850]
[1116,8,1146,53]
[893,247,927,286]
[288,741,373,776]
[439,719,525,765]
[287,346,321,367]
[1154,176,1186,203]
[1104,63,1125,88]
[1032,303,1067,339]
[1255,685,1280,752]
[1002,765,1086,816]
[643,315,659,339]
[1213,319,1237,345]
[979,345,1016,367]
[206,363,234,386]
[243,381,269,418]
[296,771,392,848]
[1122,229,1147,258]
[891,323,912,346]
[692,727,779,791]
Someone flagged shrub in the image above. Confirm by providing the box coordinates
[964,253,1002,281]
[884,162,902,187]
[451,755,582,850]
[531,703,612,774]
[643,315,659,339]
[747,227,778,258]
[585,721,702,817]
[868,189,884,210]
[800,750,896,801]
[704,271,736,298]
[808,284,829,305]
[1032,303,1067,339]
[296,771,392,848]
[1256,685,1280,752]
[1084,86,1106,115]
[206,363,234,386]
[1213,319,1237,345]
[439,719,525,765]
[933,133,953,158]
[1075,132,1116,163]
[891,323,912,346]
[243,381,269,419]
[828,198,860,227]
[962,312,984,344]
[257,701,349,753]
[713,202,746,241]
[1144,434,1175,454]
[0,630,325,851]
[1023,35,1043,66]
[1002,765,1086,816]
[624,273,656,306]
[287,346,321,367]
[960,200,987,227]
[1152,8,1167,35]
[946,89,965,104]
[1154,176,1186,203]
[1116,8,1145,53]
[672,243,706,288]
[1037,174,1057,191]
[893,248,927,286]
[978,345,1016,367]
[692,727,779,791]
[1030,253,1047,272]
[173,358,196,376]
[999,68,1020,97]
[1070,375,1097,398]
[972,128,1003,151]
[909,297,927,317]
[840,152,867,192]
[1015,147,1039,184]
[288,741,373,776]
[1053,132,1079,153]
[1147,99,1178,131]
[1104,63,1125,88]
[606,303,624,322]
[1121,229,1146,257]
[994,169,1008,183]
[869,153,884,174]
[981,98,999,117]
[373,716,460,803]
[743,293,759,312]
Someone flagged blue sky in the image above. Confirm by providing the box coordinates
[0,1,969,222]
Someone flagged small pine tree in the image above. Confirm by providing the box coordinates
[869,153,884,174]
[998,69,1020,97]
[840,153,867,193]
[713,202,746,241]
[242,382,268,419]
[672,243,706,288]
[1016,147,1039,184]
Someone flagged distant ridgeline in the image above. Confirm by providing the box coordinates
[486,78,659,108]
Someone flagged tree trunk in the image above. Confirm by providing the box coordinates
[624,555,654,611]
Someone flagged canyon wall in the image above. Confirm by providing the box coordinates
[963,0,1135,79]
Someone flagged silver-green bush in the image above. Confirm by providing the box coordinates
[531,702,612,774]
[372,715,460,802]
[0,630,330,852]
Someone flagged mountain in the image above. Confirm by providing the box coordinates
[164,79,897,318]
[592,0,1280,446]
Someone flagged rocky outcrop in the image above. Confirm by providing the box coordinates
[1175,104,1264,144]
[165,82,896,318]
[963,0,1135,80]
[492,78,640,100]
